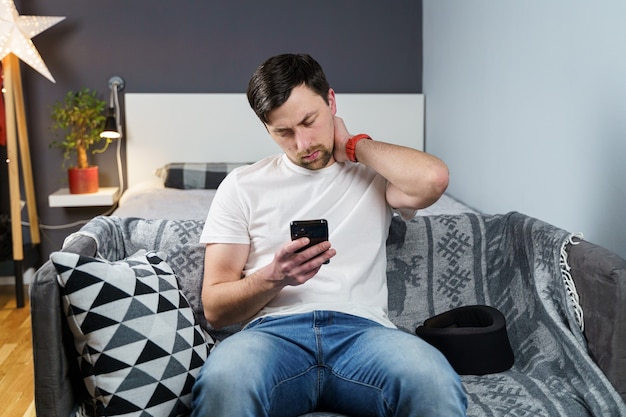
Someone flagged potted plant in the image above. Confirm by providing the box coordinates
[50,88,111,194]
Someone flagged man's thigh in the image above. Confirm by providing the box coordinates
[319,318,463,416]
[193,315,321,417]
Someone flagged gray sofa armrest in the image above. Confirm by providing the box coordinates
[568,239,626,400]
[30,235,98,417]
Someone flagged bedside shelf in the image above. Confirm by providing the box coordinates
[49,187,120,207]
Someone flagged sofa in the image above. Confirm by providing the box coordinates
[30,212,626,417]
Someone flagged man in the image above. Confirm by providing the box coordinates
[191,53,467,416]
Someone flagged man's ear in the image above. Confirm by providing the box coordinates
[328,88,337,115]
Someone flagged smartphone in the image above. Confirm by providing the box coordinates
[290,219,330,263]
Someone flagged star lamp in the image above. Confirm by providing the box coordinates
[0,0,64,82]
[1,1,64,308]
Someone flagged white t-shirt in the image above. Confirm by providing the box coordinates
[200,154,396,327]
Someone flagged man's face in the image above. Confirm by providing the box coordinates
[265,84,337,170]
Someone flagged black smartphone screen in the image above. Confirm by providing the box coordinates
[290,219,329,253]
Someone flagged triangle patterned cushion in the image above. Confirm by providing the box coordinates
[51,250,211,417]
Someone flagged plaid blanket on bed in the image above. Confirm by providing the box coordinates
[159,162,249,189]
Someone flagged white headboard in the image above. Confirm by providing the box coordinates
[125,93,424,188]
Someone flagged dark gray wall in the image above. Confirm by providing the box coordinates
[6,0,422,260]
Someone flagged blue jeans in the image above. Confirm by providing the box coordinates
[191,311,467,417]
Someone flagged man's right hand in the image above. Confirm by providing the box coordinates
[201,239,335,329]
[267,238,336,287]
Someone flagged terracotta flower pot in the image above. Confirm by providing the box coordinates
[68,166,99,194]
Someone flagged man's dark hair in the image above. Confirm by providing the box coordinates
[247,54,330,124]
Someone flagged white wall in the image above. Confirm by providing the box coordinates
[423,1,626,258]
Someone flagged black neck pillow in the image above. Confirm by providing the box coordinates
[415,305,514,375]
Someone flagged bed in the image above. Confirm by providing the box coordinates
[112,93,477,220]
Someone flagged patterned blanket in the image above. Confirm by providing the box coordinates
[68,212,626,416]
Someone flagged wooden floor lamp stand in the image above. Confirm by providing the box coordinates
[3,54,41,308]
